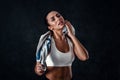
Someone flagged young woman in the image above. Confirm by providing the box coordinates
[34,11,89,80]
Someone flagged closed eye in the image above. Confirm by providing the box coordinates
[51,17,55,21]
[56,13,61,18]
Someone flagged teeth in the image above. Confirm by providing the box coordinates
[58,21,64,25]
[60,21,63,24]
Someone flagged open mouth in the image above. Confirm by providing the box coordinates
[58,21,64,25]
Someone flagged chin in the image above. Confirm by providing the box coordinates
[59,25,64,29]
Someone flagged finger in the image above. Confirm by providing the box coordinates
[64,20,69,24]
[36,68,44,73]
[36,64,42,68]
[37,66,42,70]
[36,69,43,73]
[65,24,70,29]
[64,20,68,22]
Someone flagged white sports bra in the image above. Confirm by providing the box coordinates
[45,37,75,66]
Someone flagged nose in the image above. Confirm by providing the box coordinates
[56,17,62,23]
[55,16,60,21]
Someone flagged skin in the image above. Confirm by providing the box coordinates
[35,11,89,80]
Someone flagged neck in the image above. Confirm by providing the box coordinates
[53,30,65,40]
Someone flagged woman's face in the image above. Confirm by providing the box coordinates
[46,11,65,31]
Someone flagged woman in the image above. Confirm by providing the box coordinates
[34,10,89,80]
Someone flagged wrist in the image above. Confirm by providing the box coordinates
[68,34,75,39]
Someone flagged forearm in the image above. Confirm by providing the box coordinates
[69,35,89,61]
[65,20,89,60]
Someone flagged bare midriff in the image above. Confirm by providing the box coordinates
[45,66,72,80]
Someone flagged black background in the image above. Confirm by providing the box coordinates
[0,0,119,80]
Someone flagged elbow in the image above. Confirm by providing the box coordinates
[79,53,89,61]
[80,56,89,61]
[75,49,89,61]
[82,51,89,61]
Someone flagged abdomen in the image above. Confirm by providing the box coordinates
[45,66,72,80]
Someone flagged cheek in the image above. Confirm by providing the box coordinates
[60,16,64,21]
[47,21,52,26]
[48,21,57,26]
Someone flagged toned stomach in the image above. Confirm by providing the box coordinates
[45,66,72,80]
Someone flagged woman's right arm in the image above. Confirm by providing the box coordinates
[34,62,45,76]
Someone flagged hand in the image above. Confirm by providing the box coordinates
[64,20,74,37]
[34,62,45,76]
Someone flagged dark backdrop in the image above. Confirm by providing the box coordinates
[0,0,119,80]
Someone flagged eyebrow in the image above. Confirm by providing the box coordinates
[56,13,61,16]
[49,13,60,20]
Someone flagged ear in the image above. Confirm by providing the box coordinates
[48,26,53,31]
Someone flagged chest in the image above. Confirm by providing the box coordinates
[54,38,69,53]
[45,38,75,66]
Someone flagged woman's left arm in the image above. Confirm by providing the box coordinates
[65,21,89,61]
